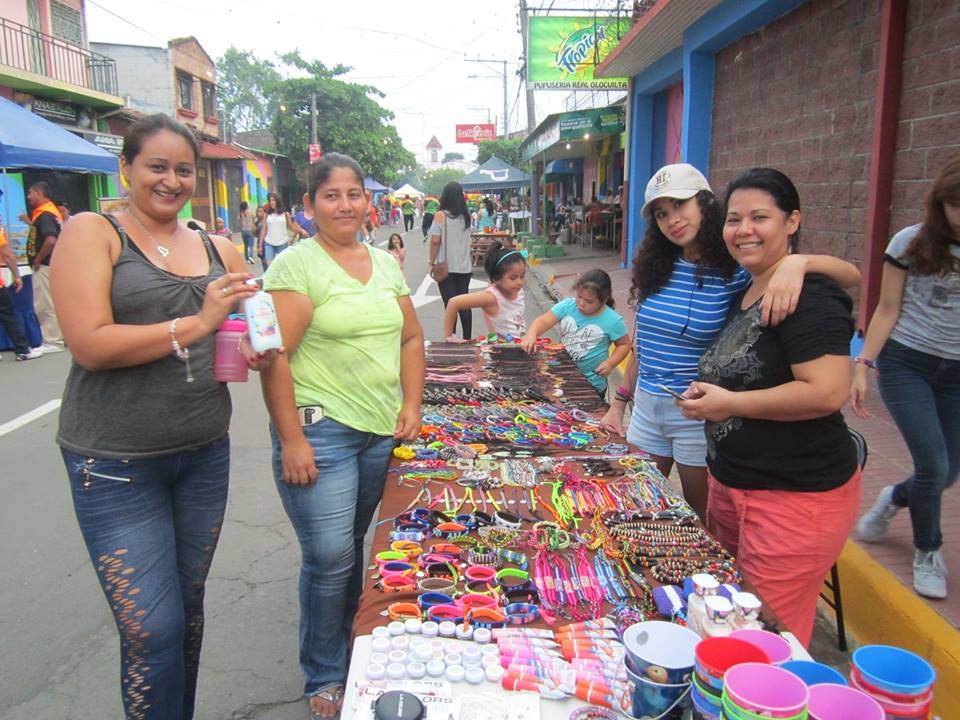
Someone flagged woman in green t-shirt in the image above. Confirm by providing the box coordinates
[260,153,424,718]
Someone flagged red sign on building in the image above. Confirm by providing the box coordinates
[455,124,496,144]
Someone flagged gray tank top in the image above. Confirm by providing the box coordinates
[57,214,232,459]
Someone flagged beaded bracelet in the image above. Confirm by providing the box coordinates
[167,317,194,383]
[417,577,456,594]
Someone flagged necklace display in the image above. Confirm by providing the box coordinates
[128,210,178,258]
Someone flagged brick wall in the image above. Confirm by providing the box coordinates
[710,0,882,266]
[891,0,960,233]
[709,0,960,273]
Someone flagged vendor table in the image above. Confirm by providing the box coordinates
[470,232,515,266]
[347,342,808,717]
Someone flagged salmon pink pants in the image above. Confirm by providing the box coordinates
[707,469,861,647]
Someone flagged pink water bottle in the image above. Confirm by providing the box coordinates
[215,318,249,382]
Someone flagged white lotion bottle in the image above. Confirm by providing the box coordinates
[242,279,283,352]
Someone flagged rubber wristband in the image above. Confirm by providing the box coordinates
[388,602,422,621]
[457,593,499,611]
[465,580,500,597]
[375,550,408,565]
[466,607,507,629]
[504,602,539,624]
[433,521,468,539]
[379,576,417,593]
[464,565,497,583]
[380,561,415,577]
[390,540,423,559]
[428,543,464,557]
[427,604,465,623]
[417,591,455,610]
[496,568,531,588]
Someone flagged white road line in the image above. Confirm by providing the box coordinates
[0,399,61,438]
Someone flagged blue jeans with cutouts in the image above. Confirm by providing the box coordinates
[62,436,230,720]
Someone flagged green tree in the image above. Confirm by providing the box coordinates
[421,167,466,197]
[442,152,465,163]
[476,138,524,168]
[269,53,415,185]
[216,47,281,137]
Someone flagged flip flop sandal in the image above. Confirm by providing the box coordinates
[308,685,345,719]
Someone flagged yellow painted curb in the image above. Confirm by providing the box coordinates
[835,541,960,715]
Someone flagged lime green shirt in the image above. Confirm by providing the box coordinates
[263,240,411,436]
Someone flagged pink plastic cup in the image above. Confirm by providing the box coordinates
[215,318,249,382]
[729,628,792,665]
[723,662,809,717]
[807,683,885,720]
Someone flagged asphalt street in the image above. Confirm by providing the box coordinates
[0,220,557,720]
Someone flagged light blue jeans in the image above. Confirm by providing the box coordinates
[270,417,395,696]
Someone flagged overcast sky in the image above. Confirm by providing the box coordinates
[86,0,625,164]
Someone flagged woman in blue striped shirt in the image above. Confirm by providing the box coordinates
[601,164,859,518]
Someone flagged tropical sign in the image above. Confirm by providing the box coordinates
[527,15,630,91]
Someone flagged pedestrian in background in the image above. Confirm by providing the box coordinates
[260,152,423,719]
[428,181,474,339]
[401,194,415,232]
[259,192,296,268]
[25,180,64,352]
[239,200,256,264]
[852,156,960,600]
[0,223,41,360]
[50,113,270,720]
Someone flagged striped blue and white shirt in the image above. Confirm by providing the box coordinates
[635,258,750,396]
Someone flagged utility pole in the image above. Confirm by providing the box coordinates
[466,57,510,137]
[518,0,535,132]
[309,92,318,146]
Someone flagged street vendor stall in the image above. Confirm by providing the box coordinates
[0,96,118,350]
[341,342,817,719]
[469,230,515,266]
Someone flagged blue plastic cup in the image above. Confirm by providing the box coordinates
[780,660,848,687]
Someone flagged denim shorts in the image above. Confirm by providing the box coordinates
[627,388,707,467]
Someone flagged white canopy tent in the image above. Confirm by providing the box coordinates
[392,183,424,198]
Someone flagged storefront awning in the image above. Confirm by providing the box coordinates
[521,105,626,161]
[544,158,583,175]
[0,96,117,173]
[199,141,254,160]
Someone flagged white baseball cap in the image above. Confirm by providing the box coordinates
[640,163,712,218]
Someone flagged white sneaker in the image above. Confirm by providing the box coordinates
[38,343,64,353]
[913,549,947,599]
[857,485,901,542]
[16,348,43,361]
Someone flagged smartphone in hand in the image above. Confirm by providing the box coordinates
[656,383,687,401]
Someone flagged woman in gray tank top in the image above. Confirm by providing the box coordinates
[49,114,266,720]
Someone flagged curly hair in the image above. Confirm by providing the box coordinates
[906,156,960,276]
[628,190,734,306]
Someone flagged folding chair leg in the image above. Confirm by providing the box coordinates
[831,564,848,652]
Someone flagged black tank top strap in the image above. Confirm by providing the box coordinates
[100,212,130,248]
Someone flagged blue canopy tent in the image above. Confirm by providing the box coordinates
[459,156,530,192]
[0,95,118,350]
[364,177,390,192]
[0,95,118,173]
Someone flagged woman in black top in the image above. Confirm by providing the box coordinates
[678,168,859,647]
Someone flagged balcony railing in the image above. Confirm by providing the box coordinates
[0,17,118,97]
